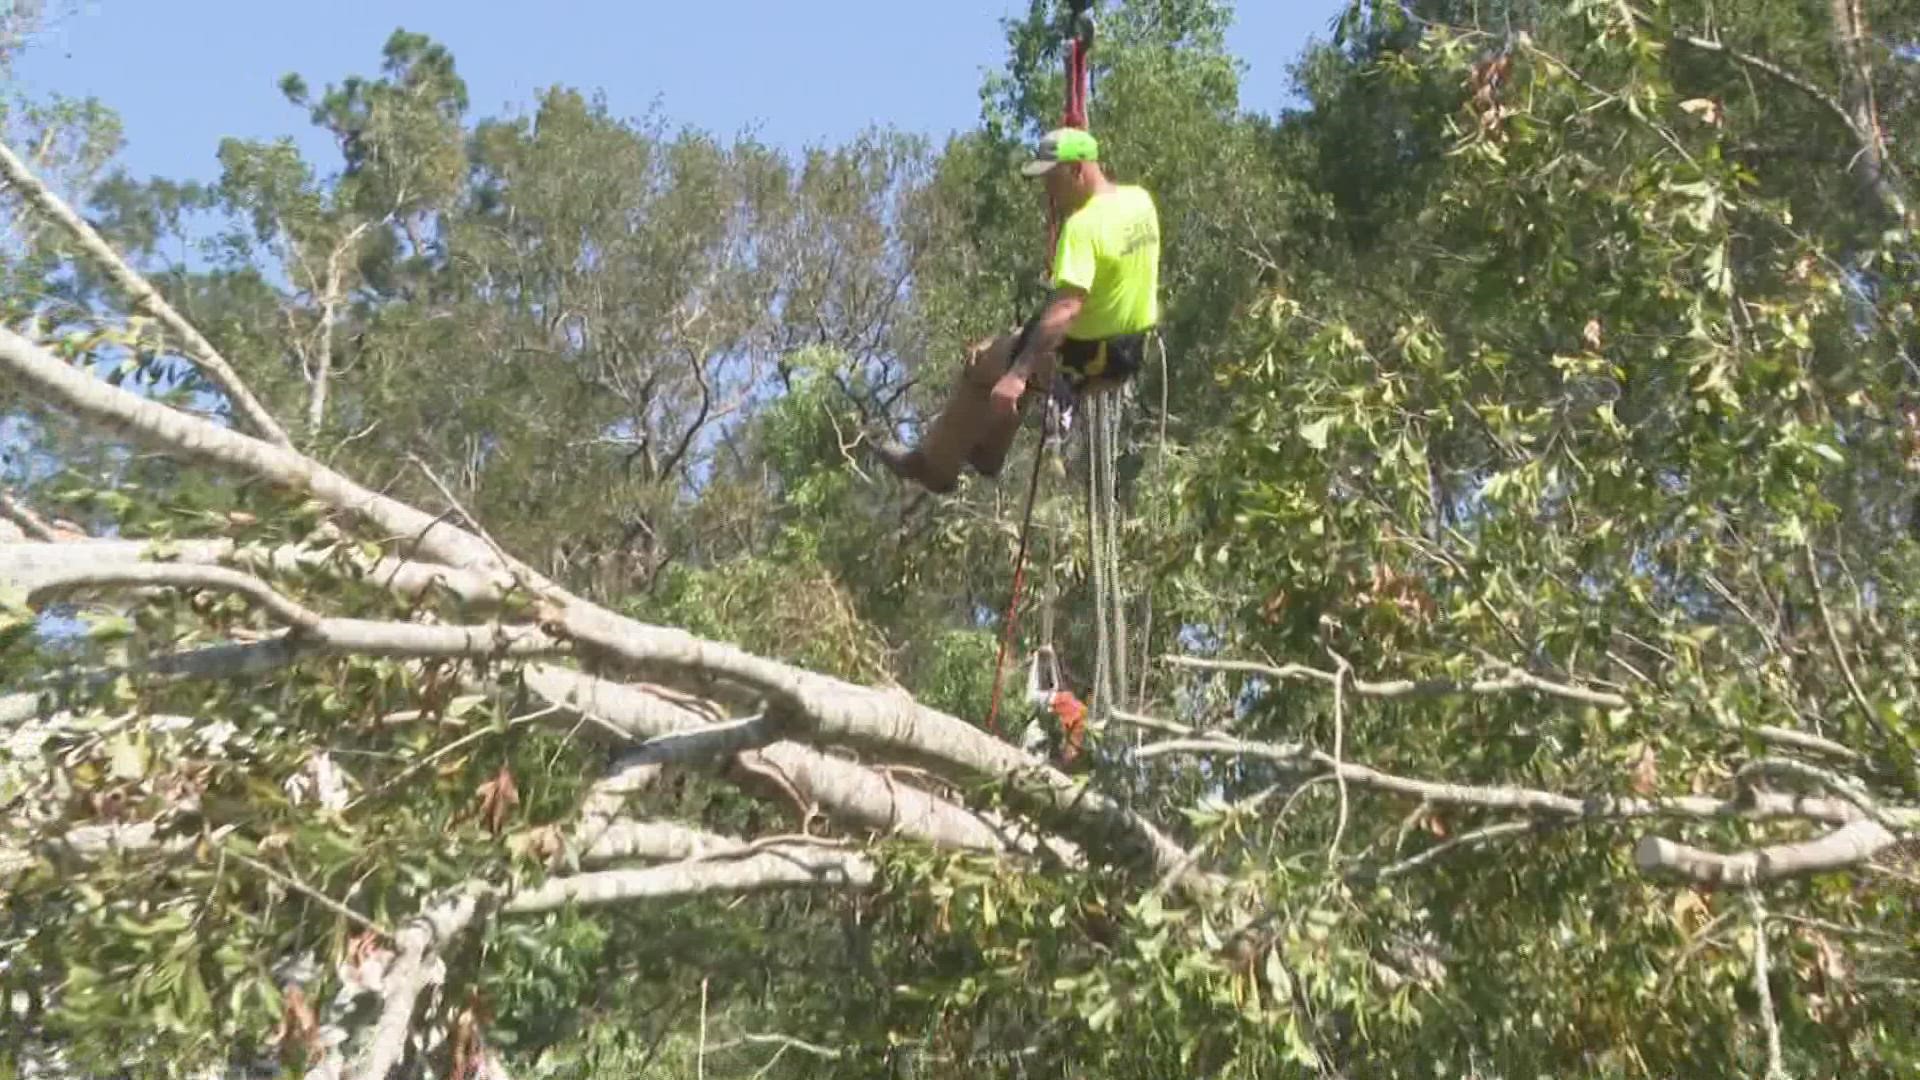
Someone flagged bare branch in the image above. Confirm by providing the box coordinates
[1748,890,1788,1080]
[308,222,372,431]
[1804,541,1879,727]
[1736,756,1897,830]
[223,846,387,937]
[348,891,483,1080]
[0,537,517,609]
[0,489,57,542]
[1110,708,1195,737]
[1136,734,1920,828]
[1163,654,1628,710]
[20,560,325,630]
[0,139,292,446]
[528,667,1047,856]
[1754,724,1861,763]
[1328,654,1351,865]
[1667,29,1863,140]
[1634,820,1899,886]
[703,1032,844,1061]
[1366,821,1543,881]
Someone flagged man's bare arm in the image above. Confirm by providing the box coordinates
[1007,287,1087,383]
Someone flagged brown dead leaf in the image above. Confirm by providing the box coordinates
[448,989,495,1080]
[476,765,519,836]
[507,824,566,863]
[1669,887,1709,931]
[1261,589,1288,625]
[272,985,323,1066]
[1629,743,1659,796]
[1679,97,1724,126]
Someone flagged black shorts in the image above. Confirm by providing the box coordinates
[1010,314,1150,390]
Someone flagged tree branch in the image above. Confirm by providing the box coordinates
[1136,734,1920,828]
[578,819,750,866]
[1634,819,1899,886]
[0,537,518,609]
[20,560,326,630]
[1753,724,1861,763]
[1667,28,1863,140]
[1748,889,1788,1080]
[502,845,876,915]
[1364,821,1543,881]
[528,666,1083,861]
[0,139,292,446]
[1163,654,1628,710]
[348,890,483,1080]
[1804,541,1878,727]
[0,489,57,542]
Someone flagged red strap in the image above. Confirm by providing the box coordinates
[1064,38,1090,128]
[1045,36,1093,277]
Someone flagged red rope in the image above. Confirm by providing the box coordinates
[984,7,1093,736]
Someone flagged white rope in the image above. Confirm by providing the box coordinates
[1087,391,1114,719]
[1081,385,1130,725]
[1102,387,1128,712]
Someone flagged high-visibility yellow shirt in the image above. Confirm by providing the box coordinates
[1051,184,1161,341]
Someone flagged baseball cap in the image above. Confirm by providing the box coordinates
[1020,127,1100,177]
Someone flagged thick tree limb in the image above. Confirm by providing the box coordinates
[0,326,508,576]
[625,713,780,768]
[579,819,749,865]
[0,140,293,446]
[1634,820,1899,886]
[528,666,1076,859]
[2,544,562,662]
[502,846,875,914]
[348,891,482,1080]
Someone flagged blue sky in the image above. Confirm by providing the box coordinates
[11,1,1346,184]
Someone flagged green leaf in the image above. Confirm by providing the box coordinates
[106,734,151,781]
[1298,416,1334,451]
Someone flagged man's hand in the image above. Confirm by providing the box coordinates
[990,371,1027,417]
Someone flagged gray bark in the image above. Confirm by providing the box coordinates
[1635,819,1899,886]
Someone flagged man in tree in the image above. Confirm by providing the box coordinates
[875,127,1161,493]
